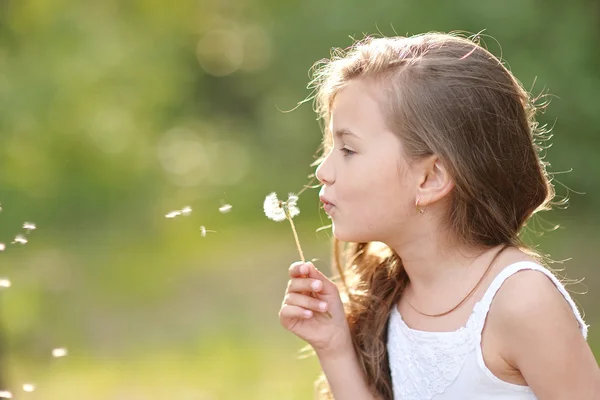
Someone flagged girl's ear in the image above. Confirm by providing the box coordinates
[416,156,454,206]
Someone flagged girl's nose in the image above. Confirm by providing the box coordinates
[315,158,334,185]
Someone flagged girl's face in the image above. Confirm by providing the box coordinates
[316,79,419,243]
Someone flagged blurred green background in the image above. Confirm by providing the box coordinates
[0,0,598,399]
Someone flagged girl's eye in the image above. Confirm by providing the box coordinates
[339,147,356,156]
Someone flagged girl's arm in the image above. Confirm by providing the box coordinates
[316,346,379,400]
[492,270,600,399]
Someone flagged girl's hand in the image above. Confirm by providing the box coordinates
[279,261,353,356]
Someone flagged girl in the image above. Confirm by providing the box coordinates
[279,32,600,399]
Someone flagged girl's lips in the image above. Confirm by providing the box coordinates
[319,195,334,206]
[323,203,335,214]
[319,195,335,214]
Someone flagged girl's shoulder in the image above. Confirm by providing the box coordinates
[483,259,595,396]
[485,258,588,358]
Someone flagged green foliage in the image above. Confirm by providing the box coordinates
[0,0,598,398]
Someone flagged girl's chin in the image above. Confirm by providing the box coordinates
[332,226,373,243]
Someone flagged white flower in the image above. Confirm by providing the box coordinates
[263,192,300,222]
[219,204,232,213]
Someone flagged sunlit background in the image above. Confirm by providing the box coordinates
[0,1,598,399]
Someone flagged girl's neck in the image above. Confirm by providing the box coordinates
[389,234,498,297]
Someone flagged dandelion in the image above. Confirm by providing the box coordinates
[22,384,35,392]
[0,243,5,251]
[218,204,232,213]
[264,192,299,222]
[52,347,68,358]
[23,222,36,231]
[264,192,303,258]
[12,235,27,245]
[0,279,10,288]
[199,226,216,237]
[0,391,12,398]
[263,192,331,318]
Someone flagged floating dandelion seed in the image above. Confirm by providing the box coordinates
[12,235,27,245]
[263,192,331,318]
[22,384,35,392]
[0,243,5,251]
[166,206,192,219]
[0,279,11,288]
[199,226,217,237]
[23,222,36,231]
[219,204,232,213]
[165,210,182,219]
[52,348,68,358]
[181,206,192,216]
[0,391,12,398]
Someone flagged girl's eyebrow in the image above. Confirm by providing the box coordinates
[333,128,362,140]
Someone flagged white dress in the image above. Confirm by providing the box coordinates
[386,261,589,399]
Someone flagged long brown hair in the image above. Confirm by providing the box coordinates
[301,32,561,399]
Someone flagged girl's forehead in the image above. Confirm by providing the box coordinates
[330,83,392,139]
[333,79,384,107]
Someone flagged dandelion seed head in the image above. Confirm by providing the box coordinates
[22,384,35,392]
[0,390,12,398]
[263,192,300,222]
[219,204,232,213]
[263,192,286,222]
[13,235,27,245]
[52,347,68,358]
[0,279,11,288]
[23,222,36,231]
[285,192,300,218]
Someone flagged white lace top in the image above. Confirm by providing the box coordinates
[387,261,589,400]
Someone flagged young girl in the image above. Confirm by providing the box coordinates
[279,32,600,399]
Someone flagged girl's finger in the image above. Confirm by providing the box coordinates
[288,261,310,278]
[279,304,313,320]
[287,278,323,293]
[304,262,338,295]
[284,292,329,313]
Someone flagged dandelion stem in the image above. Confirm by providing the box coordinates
[284,203,332,319]
[284,206,305,263]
